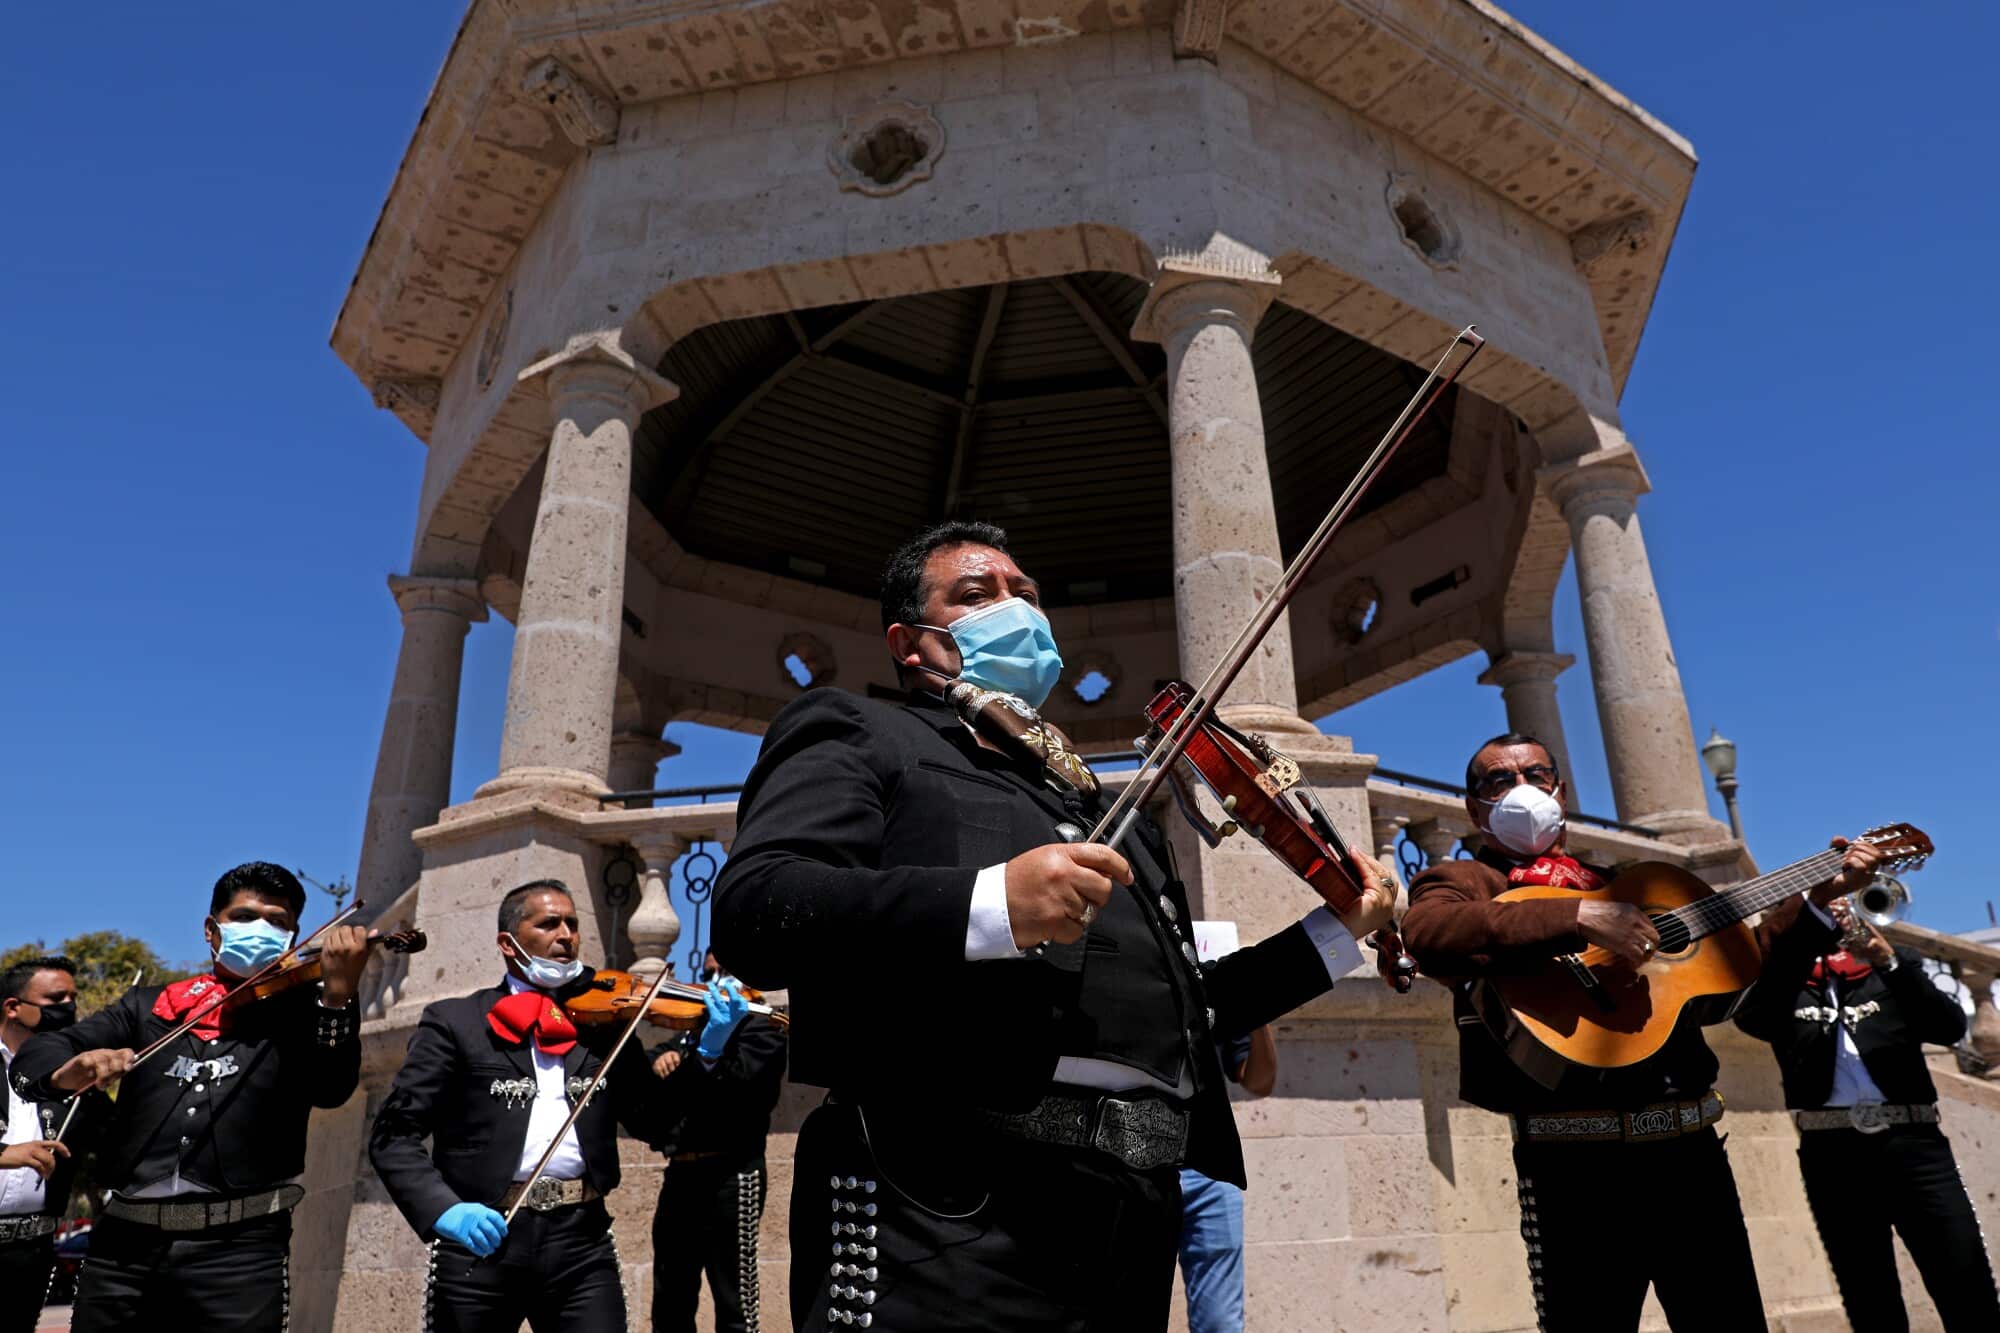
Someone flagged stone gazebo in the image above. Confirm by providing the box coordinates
[298,1,1924,1328]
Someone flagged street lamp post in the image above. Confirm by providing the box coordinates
[1700,726,1742,840]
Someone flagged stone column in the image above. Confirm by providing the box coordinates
[1135,261,1375,946]
[480,340,677,798]
[626,831,688,979]
[1543,439,1716,838]
[1477,650,1581,812]
[1410,819,1463,869]
[355,575,486,910]
[607,732,681,798]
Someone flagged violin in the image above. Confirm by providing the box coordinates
[1085,328,1489,993]
[563,970,789,1031]
[214,927,429,1010]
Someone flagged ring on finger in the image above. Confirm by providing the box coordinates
[1079,903,1098,926]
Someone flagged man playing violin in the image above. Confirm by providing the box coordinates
[9,861,370,1333]
[713,521,1398,1331]
[1400,734,1882,1333]
[369,879,686,1333]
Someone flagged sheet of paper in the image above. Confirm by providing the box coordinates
[1192,920,1240,963]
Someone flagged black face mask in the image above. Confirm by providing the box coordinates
[30,1001,77,1033]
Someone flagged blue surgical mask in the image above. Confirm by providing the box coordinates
[921,598,1064,709]
[214,919,294,977]
[506,933,586,991]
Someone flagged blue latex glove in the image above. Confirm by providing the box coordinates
[696,977,752,1062]
[434,1202,508,1257]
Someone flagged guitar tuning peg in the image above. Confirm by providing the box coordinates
[1221,795,1237,814]
[1217,821,1239,839]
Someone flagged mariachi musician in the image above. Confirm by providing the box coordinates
[712,522,1399,1331]
[369,879,683,1333]
[1401,733,1882,1333]
[1736,895,2000,1330]
[9,862,369,1333]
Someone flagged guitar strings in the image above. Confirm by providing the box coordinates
[1645,849,1846,950]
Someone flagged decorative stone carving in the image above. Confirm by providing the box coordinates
[1570,211,1655,267]
[1064,650,1122,707]
[1330,577,1383,646]
[1172,0,1230,61]
[521,57,619,148]
[776,631,837,691]
[1385,175,1461,269]
[626,832,688,979]
[371,377,441,415]
[828,100,945,198]
[476,288,512,390]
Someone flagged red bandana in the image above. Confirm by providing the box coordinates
[152,974,235,1041]
[1811,950,1874,985]
[487,990,578,1056]
[1507,854,1607,892]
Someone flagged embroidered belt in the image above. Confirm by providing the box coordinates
[1795,1102,1939,1134]
[497,1176,600,1213]
[981,1089,1191,1172]
[1514,1091,1724,1144]
[103,1184,304,1232]
[0,1215,57,1243]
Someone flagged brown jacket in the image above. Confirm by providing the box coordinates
[1404,849,1720,1113]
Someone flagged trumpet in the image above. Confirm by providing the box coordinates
[1840,874,1911,947]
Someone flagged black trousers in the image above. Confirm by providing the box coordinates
[652,1156,767,1333]
[1800,1124,2000,1332]
[427,1198,628,1333]
[0,1234,57,1333]
[72,1211,290,1333]
[790,1101,1182,1333]
[1512,1128,1763,1333]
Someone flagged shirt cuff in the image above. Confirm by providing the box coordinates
[965,863,1024,961]
[1806,900,1835,929]
[1299,907,1364,984]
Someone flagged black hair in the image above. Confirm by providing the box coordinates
[209,862,307,919]
[1,956,76,1003]
[498,879,574,936]
[1464,732,1557,790]
[879,520,1012,630]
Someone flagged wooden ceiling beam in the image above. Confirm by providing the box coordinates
[940,283,1009,516]
[1050,276,1168,426]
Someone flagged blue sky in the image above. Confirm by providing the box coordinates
[3,3,1993,967]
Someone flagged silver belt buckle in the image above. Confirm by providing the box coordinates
[1091,1097,1187,1171]
[522,1177,567,1212]
[1848,1101,1890,1135]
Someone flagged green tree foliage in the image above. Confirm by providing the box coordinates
[1,931,194,1015]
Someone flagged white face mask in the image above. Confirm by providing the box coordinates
[1479,784,1566,858]
[505,933,585,990]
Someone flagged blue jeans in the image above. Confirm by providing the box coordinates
[1177,1168,1245,1333]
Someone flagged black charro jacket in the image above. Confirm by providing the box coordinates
[11,983,357,1197]
[368,974,679,1238]
[1736,941,1967,1108]
[1,1045,110,1221]
[711,687,1344,1187]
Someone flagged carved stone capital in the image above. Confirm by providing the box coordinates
[1172,0,1229,61]
[1540,440,1651,525]
[1130,256,1282,345]
[521,57,619,148]
[1571,211,1655,268]
[518,334,679,419]
[1477,651,1576,690]
[388,574,487,626]
[372,377,442,415]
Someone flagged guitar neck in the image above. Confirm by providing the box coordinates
[1654,847,1843,945]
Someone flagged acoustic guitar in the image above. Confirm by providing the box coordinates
[1468,823,1933,1088]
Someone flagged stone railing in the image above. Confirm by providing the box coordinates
[1883,918,2000,1076]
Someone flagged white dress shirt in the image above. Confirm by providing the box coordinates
[0,1044,49,1217]
[502,975,587,1182]
[964,864,1363,1094]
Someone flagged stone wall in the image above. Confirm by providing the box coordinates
[304,973,2000,1331]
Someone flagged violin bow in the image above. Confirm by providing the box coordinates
[1087,326,1486,852]
[500,962,680,1227]
[124,901,366,1073]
